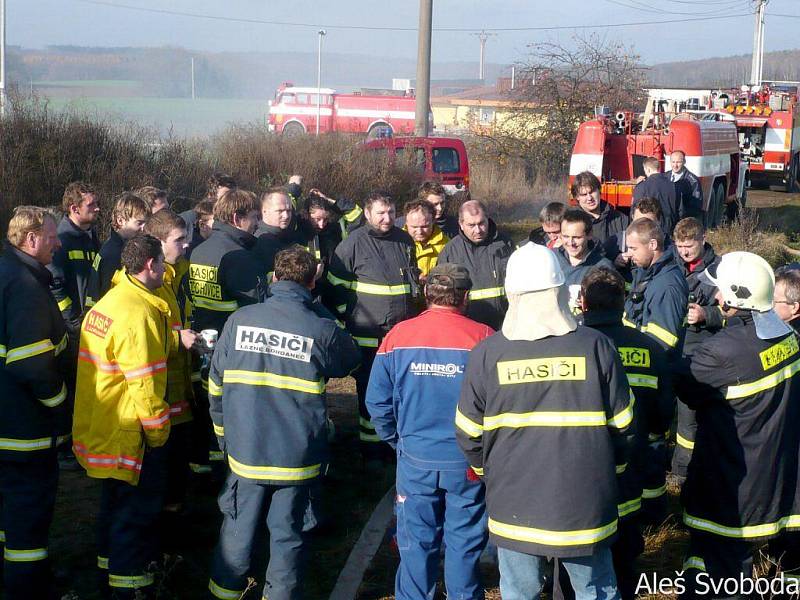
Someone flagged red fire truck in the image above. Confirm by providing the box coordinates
[712,82,800,192]
[267,82,432,136]
[569,108,748,227]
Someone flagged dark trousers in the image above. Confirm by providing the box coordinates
[681,531,754,600]
[641,436,668,526]
[164,422,191,507]
[96,446,167,597]
[353,347,389,460]
[671,401,696,479]
[0,456,58,599]
[209,473,310,600]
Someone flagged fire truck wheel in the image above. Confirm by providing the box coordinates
[282,122,306,137]
[707,183,726,229]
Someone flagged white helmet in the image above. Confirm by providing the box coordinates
[699,251,774,311]
[504,242,565,294]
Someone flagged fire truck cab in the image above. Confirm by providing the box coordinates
[569,107,748,228]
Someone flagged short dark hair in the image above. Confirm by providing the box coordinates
[144,209,186,242]
[642,156,660,171]
[207,173,237,198]
[581,267,626,313]
[627,217,665,250]
[418,181,446,200]
[301,193,335,220]
[561,208,593,235]
[404,199,435,220]
[121,234,163,275]
[214,189,258,225]
[365,191,394,210]
[274,245,317,287]
[539,202,566,225]
[194,199,215,219]
[424,280,467,308]
[571,171,601,197]
[633,197,663,222]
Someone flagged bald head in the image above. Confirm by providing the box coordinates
[261,189,293,230]
[459,200,490,244]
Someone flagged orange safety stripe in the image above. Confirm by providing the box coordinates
[78,349,121,372]
[140,408,170,430]
[123,361,167,382]
[73,441,143,472]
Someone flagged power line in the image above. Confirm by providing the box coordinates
[74,0,752,33]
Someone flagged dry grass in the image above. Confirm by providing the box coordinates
[706,208,790,267]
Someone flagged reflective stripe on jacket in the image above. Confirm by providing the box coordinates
[455,325,634,557]
[0,244,70,461]
[73,273,172,485]
[208,281,361,484]
[438,220,513,330]
[48,216,100,327]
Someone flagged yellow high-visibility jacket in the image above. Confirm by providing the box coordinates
[158,259,193,425]
[73,272,171,485]
[408,225,449,276]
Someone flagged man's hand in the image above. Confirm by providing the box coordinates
[687,303,707,325]
[614,252,630,268]
[179,329,200,351]
[288,175,303,186]
[635,175,646,184]
[309,188,335,204]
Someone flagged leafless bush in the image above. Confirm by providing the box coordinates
[707,208,790,267]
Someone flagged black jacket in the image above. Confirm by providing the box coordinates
[455,326,634,557]
[624,252,689,360]
[188,222,265,335]
[438,220,514,330]
[677,314,800,541]
[670,168,703,220]
[48,216,100,330]
[555,241,616,288]
[209,281,361,484]
[677,242,724,356]
[86,230,125,308]
[327,225,418,348]
[584,310,674,521]
[633,173,680,234]
[590,202,630,260]
[0,245,71,461]
[253,222,307,278]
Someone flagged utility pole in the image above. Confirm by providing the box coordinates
[750,0,768,86]
[414,0,432,136]
[316,29,326,136]
[470,30,497,81]
[191,57,196,100]
[1,0,6,119]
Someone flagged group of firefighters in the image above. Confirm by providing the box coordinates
[1,151,800,600]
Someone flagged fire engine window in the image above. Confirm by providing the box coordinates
[433,148,460,174]
[396,147,426,171]
[296,94,309,104]
[279,94,296,104]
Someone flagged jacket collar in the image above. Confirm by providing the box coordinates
[110,269,170,315]
[269,280,314,304]
[557,239,604,268]
[59,214,96,239]
[4,242,53,287]
[212,221,256,250]
[257,221,297,240]
[367,225,401,239]
[582,309,623,328]
[407,225,445,248]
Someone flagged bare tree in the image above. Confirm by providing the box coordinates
[471,34,647,183]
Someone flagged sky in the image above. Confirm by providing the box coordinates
[7,0,800,67]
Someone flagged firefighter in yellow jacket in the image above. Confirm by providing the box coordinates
[402,199,449,277]
[73,234,198,599]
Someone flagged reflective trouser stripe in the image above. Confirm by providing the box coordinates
[618,497,642,518]
[0,530,5,543]
[359,416,381,442]
[676,433,695,450]
[109,573,154,588]
[354,336,379,348]
[683,556,707,571]
[642,485,667,499]
[209,579,244,599]
[4,547,48,562]
[209,451,225,462]
[97,555,109,569]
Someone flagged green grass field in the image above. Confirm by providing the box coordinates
[42,95,267,137]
